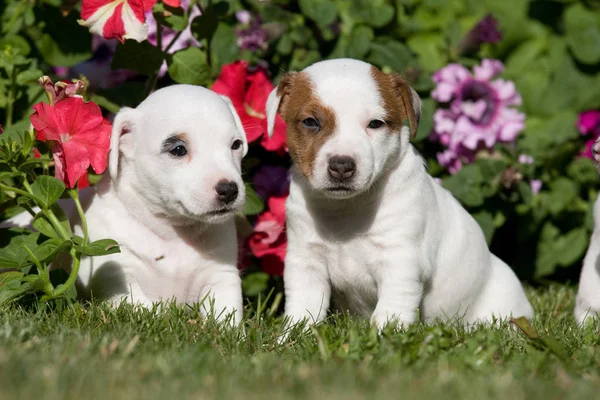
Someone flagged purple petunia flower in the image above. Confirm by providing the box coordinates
[252,165,290,200]
[471,14,502,44]
[146,0,201,77]
[431,59,525,174]
[234,11,268,52]
[459,14,502,56]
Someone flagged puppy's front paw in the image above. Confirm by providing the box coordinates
[370,310,414,333]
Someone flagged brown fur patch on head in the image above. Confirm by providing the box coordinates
[370,66,420,138]
[276,72,337,178]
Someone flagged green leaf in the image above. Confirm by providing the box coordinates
[406,33,447,72]
[347,26,373,59]
[567,157,598,186]
[367,38,413,74]
[0,272,30,306]
[30,176,65,209]
[472,211,495,245]
[76,239,121,256]
[346,0,395,28]
[565,4,600,65]
[243,183,265,216]
[442,165,485,207]
[111,40,164,76]
[50,203,72,236]
[29,6,92,67]
[153,3,188,32]
[90,94,121,114]
[536,224,588,278]
[33,238,71,263]
[210,24,239,74]
[95,81,147,108]
[546,178,578,216]
[190,13,219,41]
[505,38,548,77]
[32,213,59,238]
[0,35,31,55]
[167,47,211,85]
[242,272,270,297]
[299,0,338,25]
[0,232,40,269]
[16,68,43,85]
[511,316,570,365]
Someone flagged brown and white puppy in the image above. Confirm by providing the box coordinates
[266,58,533,330]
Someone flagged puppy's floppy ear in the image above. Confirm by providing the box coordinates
[392,73,421,139]
[266,72,295,138]
[109,107,140,180]
[219,95,248,156]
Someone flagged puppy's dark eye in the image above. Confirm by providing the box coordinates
[368,120,385,129]
[169,145,187,157]
[302,118,320,129]
[231,139,243,150]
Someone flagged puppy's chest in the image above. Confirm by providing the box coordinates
[321,238,382,315]
[121,237,210,288]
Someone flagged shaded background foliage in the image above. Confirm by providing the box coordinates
[2,0,600,301]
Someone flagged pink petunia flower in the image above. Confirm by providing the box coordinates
[577,111,600,136]
[431,59,525,174]
[577,111,600,161]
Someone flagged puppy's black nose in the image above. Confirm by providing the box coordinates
[215,180,238,204]
[328,156,356,181]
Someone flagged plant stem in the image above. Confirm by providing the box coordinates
[49,248,80,298]
[44,208,71,240]
[21,203,36,217]
[0,182,41,202]
[6,66,16,127]
[164,0,197,53]
[69,189,88,245]
[144,18,164,98]
[22,245,53,295]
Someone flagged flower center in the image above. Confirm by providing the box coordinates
[460,80,497,125]
[60,133,71,143]
[244,102,266,119]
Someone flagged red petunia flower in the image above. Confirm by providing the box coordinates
[30,97,111,188]
[211,61,287,155]
[248,195,287,276]
[79,0,181,43]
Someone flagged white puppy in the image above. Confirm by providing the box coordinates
[265,58,533,330]
[575,139,600,324]
[3,85,246,324]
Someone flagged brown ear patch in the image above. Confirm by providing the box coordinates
[276,72,337,179]
[370,66,420,138]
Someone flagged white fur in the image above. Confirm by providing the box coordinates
[2,85,245,324]
[266,59,533,330]
[575,196,600,324]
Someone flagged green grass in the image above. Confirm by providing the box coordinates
[1,285,599,400]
